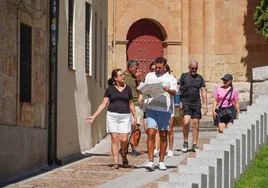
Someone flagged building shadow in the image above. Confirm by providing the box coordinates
[241,0,268,103]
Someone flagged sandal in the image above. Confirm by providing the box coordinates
[111,164,119,170]
[122,156,129,166]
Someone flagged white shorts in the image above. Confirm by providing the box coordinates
[131,106,143,125]
[106,111,131,134]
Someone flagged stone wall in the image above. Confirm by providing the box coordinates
[0,0,49,128]
[0,0,49,181]
[252,66,268,103]
[56,0,109,159]
[0,125,47,182]
[109,0,268,83]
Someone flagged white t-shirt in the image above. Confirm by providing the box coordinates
[145,72,178,113]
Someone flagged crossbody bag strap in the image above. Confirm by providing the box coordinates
[219,88,233,108]
[227,88,233,106]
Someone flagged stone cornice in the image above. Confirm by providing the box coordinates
[162,40,182,46]
[115,40,128,45]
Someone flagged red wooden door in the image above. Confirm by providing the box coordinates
[127,19,164,80]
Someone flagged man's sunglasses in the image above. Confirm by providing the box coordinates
[191,67,198,70]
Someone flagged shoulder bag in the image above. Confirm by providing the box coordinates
[216,87,233,120]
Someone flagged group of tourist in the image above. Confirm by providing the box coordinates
[86,57,240,171]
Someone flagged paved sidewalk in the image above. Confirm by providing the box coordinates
[6,131,217,188]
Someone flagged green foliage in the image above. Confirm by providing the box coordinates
[235,144,268,188]
[254,0,268,40]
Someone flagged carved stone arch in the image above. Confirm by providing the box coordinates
[116,6,179,42]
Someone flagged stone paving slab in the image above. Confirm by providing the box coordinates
[6,132,217,188]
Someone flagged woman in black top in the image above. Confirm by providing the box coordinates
[86,69,137,169]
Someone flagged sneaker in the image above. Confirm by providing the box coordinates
[145,161,155,171]
[192,144,199,152]
[167,150,174,157]
[158,162,167,170]
[131,150,140,156]
[154,149,159,157]
[182,142,188,153]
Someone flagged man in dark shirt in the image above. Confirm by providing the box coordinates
[124,60,142,156]
[178,59,208,152]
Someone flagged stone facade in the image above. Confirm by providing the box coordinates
[0,0,49,181]
[108,0,268,111]
[0,0,49,128]
[56,0,108,159]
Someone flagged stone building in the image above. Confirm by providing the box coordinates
[108,0,268,111]
[56,0,108,160]
[0,0,108,182]
[0,0,50,181]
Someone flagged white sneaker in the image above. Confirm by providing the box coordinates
[158,162,167,170]
[167,150,174,157]
[154,149,159,157]
[145,161,155,171]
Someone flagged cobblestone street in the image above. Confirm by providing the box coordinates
[8,131,217,188]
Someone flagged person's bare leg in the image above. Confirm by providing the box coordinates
[168,116,174,151]
[182,115,191,142]
[218,122,227,133]
[192,118,199,144]
[111,133,119,164]
[155,129,160,151]
[119,133,128,156]
[147,128,156,161]
[159,130,168,162]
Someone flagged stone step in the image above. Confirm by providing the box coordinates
[158,182,198,188]
[165,173,206,188]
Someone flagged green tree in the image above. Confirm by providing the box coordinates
[254,0,268,40]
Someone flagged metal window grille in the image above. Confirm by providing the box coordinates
[68,0,74,68]
[85,3,91,74]
[20,23,32,103]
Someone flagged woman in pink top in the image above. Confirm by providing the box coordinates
[212,74,240,133]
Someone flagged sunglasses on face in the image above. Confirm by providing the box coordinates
[191,67,198,71]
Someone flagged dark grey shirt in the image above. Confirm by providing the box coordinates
[178,73,205,106]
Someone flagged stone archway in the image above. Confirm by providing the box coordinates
[126,19,166,79]
[113,5,182,75]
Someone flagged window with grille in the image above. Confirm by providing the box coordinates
[68,0,74,68]
[20,23,32,103]
[99,20,103,86]
[94,12,97,79]
[85,2,91,75]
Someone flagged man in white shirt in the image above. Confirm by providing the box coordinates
[142,57,177,171]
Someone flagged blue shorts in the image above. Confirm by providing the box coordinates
[146,109,171,130]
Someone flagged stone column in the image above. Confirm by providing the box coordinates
[203,0,216,81]
[163,41,182,77]
[189,0,204,74]
[182,0,190,72]
[115,40,128,70]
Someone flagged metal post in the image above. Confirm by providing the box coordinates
[48,0,61,166]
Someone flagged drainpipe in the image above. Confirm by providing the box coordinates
[48,0,62,166]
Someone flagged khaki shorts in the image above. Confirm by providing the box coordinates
[131,106,143,125]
